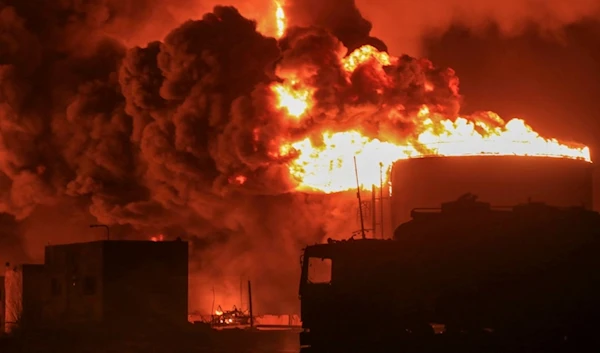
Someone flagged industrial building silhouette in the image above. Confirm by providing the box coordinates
[2,239,188,332]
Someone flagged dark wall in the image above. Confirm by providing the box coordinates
[21,265,45,327]
[0,275,4,332]
[103,241,189,327]
[43,243,104,324]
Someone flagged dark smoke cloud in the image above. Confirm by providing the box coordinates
[285,0,387,52]
[0,0,373,313]
[353,0,600,55]
[274,25,460,144]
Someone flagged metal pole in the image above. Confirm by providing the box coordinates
[371,184,376,237]
[379,162,384,239]
[240,276,244,311]
[89,224,110,240]
[211,286,215,315]
[353,156,367,239]
[248,280,254,329]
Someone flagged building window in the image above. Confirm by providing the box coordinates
[51,278,62,296]
[83,276,96,295]
[307,257,333,284]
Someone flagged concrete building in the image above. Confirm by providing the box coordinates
[42,240,188,328]
[4,264,45,333]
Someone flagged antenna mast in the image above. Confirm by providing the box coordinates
[353,156,367,239]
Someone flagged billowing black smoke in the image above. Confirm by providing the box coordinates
[0,0,473,314]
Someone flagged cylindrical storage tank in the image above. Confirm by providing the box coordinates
[0,275,4,333]
[390,156,593,229]
[4,265,23,333]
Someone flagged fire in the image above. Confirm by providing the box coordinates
[229,175,247,185]
[258,2,590,194]
[151,234,165,242]
[341,45,394,73]
[285,132,409,192]
[274,1,286,38]
[271,77,313,118]
[268,44,590,193]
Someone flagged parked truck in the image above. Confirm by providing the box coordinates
[298,195,600,352]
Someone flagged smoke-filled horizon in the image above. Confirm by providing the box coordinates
[1,0,599,315]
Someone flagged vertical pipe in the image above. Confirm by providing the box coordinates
[371,184,376,237]
[353,156,367,239]
[248,280,254,329]
[239,276,243,310]
[379,162,384,239]
[211,286,215,315]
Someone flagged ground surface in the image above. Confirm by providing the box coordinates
[0,326,299,353]
[1,327,598,353]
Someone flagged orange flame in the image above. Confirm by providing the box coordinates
[151,234,165,242]
[274,1,286,38]
[229,175,247,185]
[271,76,313,118]
[342,45,394,73]
[270,45,591,193]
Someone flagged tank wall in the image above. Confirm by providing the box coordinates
[0,276,4,333]
[4,266,23,333]
[390,156,593,229]
[4,264,45,333]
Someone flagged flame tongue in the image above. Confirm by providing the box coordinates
[275,1,286,38]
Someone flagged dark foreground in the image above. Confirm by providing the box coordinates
[1,326,599,353]
[0,325,299,353]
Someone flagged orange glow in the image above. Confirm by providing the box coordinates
[274,1,286,38]
[270,45,591,194]
[271,76,314,118]
[151,234,165,242]
[229,175,247,185]
[341,45,394,73]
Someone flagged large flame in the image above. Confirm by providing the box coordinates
[262,5,591,194]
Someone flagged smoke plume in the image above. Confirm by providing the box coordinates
[1,0,400,313]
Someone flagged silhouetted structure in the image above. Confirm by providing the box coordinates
[299,195,600,352]
[390,156,593,227]
[0,275,4,332]
[43,240,188,329]
[4,264,45,333]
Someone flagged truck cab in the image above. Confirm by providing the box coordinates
[298,238,435,353]
[298,196,600,352]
